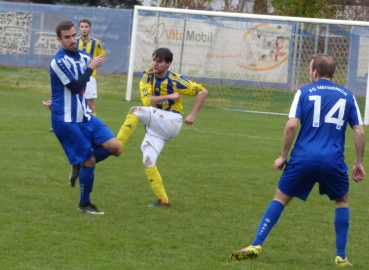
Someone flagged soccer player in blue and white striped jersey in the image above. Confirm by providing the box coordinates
[46,20,121,215]
[231,54,365,266]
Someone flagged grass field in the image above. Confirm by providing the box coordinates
[0,65,368,270]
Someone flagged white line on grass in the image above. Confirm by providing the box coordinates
[224,108,289,116]
[182,127,282,141]
[181,127,366,151]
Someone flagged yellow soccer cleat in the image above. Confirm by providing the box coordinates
[335,256,353,267]
[230,245,262,260]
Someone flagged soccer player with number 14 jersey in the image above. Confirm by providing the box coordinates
[231,53,365,267]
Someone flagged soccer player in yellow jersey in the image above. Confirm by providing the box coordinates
[77,18,106,116]
[117,47,208,207]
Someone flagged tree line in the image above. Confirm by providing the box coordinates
[26,0,369,20]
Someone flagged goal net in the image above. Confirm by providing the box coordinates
[127,6,369,124]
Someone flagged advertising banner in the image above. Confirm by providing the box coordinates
[135,12,294,87]
[0,2,132,74]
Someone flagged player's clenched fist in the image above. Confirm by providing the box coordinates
[88,54,105,69]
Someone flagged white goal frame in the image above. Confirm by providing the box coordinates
[127,5,369,125]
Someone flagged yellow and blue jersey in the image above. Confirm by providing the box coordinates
[140,68,206,115]
[76,37,105,78]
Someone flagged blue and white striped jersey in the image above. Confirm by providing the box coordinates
[50,48,92,123]
[289,79,363,163]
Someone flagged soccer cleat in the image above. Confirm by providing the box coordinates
[230,245,262,260]
[148,198,171,207]
[69,164,81,187]
[78,203,104,215]
[335,256,353,267]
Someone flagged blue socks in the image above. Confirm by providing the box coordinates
[250,201,350,258]
[252,200,285,246]
[79,166,95,203]
[335,207,350,258]
[77,146,111,204]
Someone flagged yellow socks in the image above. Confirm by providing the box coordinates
[116,113,139,148]
[145,166,169,203]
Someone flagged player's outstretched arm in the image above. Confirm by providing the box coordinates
[352,125,365,182]
[185,89,208,125]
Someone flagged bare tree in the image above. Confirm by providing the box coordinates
[237,0,248,12]
[223,0,231,11]
[253,0,268,14]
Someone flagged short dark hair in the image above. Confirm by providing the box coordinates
[55,20,75,38]
[311,53,336,79]
[152,48,173,63]
[79,19,91,27]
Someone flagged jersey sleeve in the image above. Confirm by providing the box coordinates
[288,89,302,119]
[348,96,363,127]
[96,40,106,57]
[50,57,75,86]
[140,69,154,106]
[172,74,206,96]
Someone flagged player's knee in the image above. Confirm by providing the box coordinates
[83,156,96,167]
[129,107,138,114]
[143,155,154,168]
[104,138,121,153]
[111,139,121,153]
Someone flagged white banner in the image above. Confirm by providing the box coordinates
[135,13,293,84]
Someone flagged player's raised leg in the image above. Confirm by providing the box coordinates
[116,110,139,148]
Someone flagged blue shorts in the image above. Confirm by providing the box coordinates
[52,116,115,165]
[278,159,349,201]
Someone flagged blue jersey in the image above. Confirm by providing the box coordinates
[289,79,362,163]
[50,48,92,123]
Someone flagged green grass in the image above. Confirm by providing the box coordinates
[0,65,368,270]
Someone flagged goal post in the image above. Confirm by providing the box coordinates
[127,5,369,125]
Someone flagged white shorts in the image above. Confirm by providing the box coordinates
[85,77,97,99]
[136,107,183,153]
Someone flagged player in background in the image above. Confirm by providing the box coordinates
[44,20,121,215]
[231,54,365,266]
[116,47,208,207]
[77,18,106,116]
